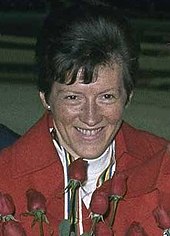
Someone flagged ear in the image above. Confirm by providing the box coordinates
[125,91,133,108]
[39,92,51,110]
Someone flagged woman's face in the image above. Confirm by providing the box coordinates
[40,64,128,159]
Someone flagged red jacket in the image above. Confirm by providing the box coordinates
[0,112,169,235]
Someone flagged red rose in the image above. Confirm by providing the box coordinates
[95,221,114,236]
[26,189,47,212]
[110,172,128,197]
[24,189,50,236]
[0,192,15,216]
[2,221,27,236]
[125,221,148,236]
[153,205,170,230]
[97,179,112,197]
[68,158,88,184]
[90,189,109,215]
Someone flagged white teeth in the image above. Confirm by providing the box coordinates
[77,127,102,136]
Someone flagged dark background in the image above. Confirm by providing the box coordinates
[0,0,170,14]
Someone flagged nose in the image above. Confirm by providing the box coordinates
[80,99,102,126]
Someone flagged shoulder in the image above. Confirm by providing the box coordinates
[0,115,44,163]
[0,124,20,150]
[0,113,57,179]
[121,122,169,157]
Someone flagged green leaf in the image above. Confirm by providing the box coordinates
[2,215,16,222]
[59,219,71,236]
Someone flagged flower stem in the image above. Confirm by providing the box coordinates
[109,199,119,228]
[69,186,77,223]
[89,216,100,236]
[39,220,44,236]
[69,183,79,235]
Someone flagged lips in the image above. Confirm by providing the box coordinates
[76,127,102,136]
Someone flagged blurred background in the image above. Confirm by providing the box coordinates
[0,0,170,139]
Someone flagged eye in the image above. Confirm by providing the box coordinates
[62,94,84,105]
[98,92,119,104]
[102,94,115,100]
[64,95,78,100]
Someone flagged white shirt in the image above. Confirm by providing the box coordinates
[82,143,116,208]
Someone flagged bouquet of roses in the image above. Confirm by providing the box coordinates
[84,172,128,236]
[59,157,128,236]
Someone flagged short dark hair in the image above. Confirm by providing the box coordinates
[36,3,140,101]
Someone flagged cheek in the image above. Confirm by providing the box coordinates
[51,103,79,126]
[104,105,125,124]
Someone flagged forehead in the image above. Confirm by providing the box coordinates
[52,64,124,93]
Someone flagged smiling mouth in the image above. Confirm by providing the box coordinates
[76,127,102,136]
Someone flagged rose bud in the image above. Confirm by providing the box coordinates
[95,221,114,236]
[26,189,47,212]
[153,205,170,230]
[0,192,15,216]
[68,158,88,184]
[125,221,148,236]
[90,189,109,215]
[110,172,128,198]
[97,179,112,197]
[2,221,27,236]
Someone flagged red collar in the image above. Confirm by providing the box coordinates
[11,112,60,178]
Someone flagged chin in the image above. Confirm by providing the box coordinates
[76,148,107,160]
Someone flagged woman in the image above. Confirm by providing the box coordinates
[0,3,170,236]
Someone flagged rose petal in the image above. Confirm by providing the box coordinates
[97,179,112,197]
[2,221,27,236]
[90,189,109,215]
[68,158,88,184]
[26,189,47,212]
[95,221,114,236]
[153,206,170,230]
[0,192,15,216]
[125,221,148,236]
[110,172,128,197]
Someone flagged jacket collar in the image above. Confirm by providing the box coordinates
[115,122,149,172]
[11,112,61,178]
[11,116,131,178]
[115,122,167,198]
[125,148,166,198]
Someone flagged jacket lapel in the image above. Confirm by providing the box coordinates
[11,112,61,178]
[115,123,167,198]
